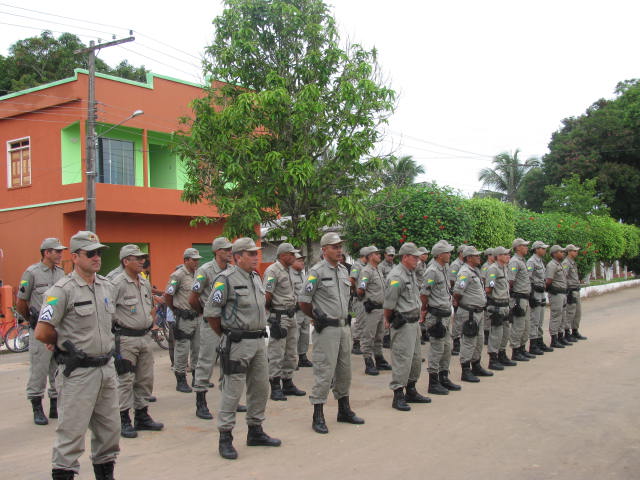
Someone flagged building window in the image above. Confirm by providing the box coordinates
[7,137,31,188]
[97,137,135,185]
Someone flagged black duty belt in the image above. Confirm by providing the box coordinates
[567,287,580,293]
[533,285,545,293]
[403,316,419,324]
[510,292,530,299]
[549,286,567,294]
[486,298,509,307]
[222,328,268,339]
[55,351,113,368]
[271,307,297,317]
[174,307,198,320]
[113,325,149,337]
[459,305,485,314]
[427,306,451,318]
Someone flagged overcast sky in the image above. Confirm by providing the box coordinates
[1,0,638,194]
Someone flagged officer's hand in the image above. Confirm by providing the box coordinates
[151,325,159,331]
[419,312,426,324]
[384,319,391,330]
[45,344,55,352]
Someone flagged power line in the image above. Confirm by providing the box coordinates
[0,21,101,40]
[388,130,494,158]
[0,10,123,37]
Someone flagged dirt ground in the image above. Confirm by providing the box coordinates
[1,287,639,479]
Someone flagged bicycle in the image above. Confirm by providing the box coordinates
[1,307,30,353]
[150,304,170,350]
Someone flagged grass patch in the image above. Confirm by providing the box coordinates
[587,277,638,286]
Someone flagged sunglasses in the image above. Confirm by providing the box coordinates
[79,249,103,258]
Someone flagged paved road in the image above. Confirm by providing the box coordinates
[1,287,639,479]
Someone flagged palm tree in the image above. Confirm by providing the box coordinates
[478,149,539,205]
[381,155,425,188]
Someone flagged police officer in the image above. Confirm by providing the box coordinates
[480,248,495,343]
[485,246,515,371]
[379,246,396,279]
[356,246,391,375]
[527,241,553,353]
[449,245,466,356]
[16,237,67,426]
[265,243,306,400]
[509,239,535,362]
[349,247,368,355]
[203,237,281,460]
[563,245,587,341]
[189,237,233,419]
[453,246,492,383]
[420,240,461,395]
[111,245,163,438]
[291,252,313,368]
[546,245,569,348]
[299,232,364,434]
[383,242,431,411]
[165,248,202,393]
[415,247,430,344]
[34,231,119,480]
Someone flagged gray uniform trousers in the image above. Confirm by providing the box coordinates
[389,322,422,390]
[26,329,58,399]
[459,309,484,363]
[509,297,530,348]
[425,313,452,374]
[487,307,511,354]
[173,316,200,374]
[53,362,120,472]
[218,337,269,432]
[351,299,365,341]
[193,319,221,392]
[529,292,546,339]
[117,335,154,411]
[268,314,299,380]
[549,293,566,335]
[309,325,352,404]
[360,309,384,359]
[296,311,311,356]
[452,307,463,339]
[563,292,580,330]
[570,294,582,329]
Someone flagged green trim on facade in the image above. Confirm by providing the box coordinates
[0,197,84,212]
[61,122,83,184]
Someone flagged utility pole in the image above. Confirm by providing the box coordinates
[75,35,135,232]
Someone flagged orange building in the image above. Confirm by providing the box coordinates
[0,69,232,292]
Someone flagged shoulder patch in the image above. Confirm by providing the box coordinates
[390,279,400,287]
[307,275,318,284]
[46,296,59,306]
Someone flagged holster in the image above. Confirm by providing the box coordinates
[217,334,247,376]
[512,300,526,317]
[462,310,479,337]
[54,340,112,377]
[173,316,195,340]
[312,308,340,333]
[363,300,383,313]
[426,319,446,339]
[488,308,508,326]
[567,291,577,304]
[113,333,135,375]
[391,311,407,329]
[28,306,39,329]
[268,313,288,339]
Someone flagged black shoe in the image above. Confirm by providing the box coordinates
[236,404,247,412]
[472,360,494,377]
[49,398,58,419]
[196,391,213,420]
[52,469,75,479]
[120,410,138,438]
[270,377,288,401]
[488,352,504,371]
[572,329,587,340]
[392,388,411,411]
[498,349,517,366]
[134,406,164,431]
[405,380,432,403]
[219,431,238,460]
[337,396,365,424]
[539,337,553,352]
[282,378,306,396]
[382,334,391,349]
[352,340,363,355]
[364,357,379,376]
[312,403,328,434]
[461,362,480,382]
[451,337,460,356]
[146,395,157,402]
[298,353,313,367]
[522,346,536,359]
[30,397,48,426]
[247,424,281,447]
[374,354,392,371]
[428,372,450,395]
[175,373,192,393]
[439,371,461,391]
[550,334,565,348]
[529,340,544,356]
[421,330,429,344]
[558,332,572,346]
[92,461,114,480]
[512,347,529,362]
[565,329,577,342]
[484,330,489,345]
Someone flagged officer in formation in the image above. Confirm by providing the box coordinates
[290,252,313,368]
[299,232,364,434]
[509,239,537,361]
[379,246,396,348]
[480,248,495,342]
[165,248,202,393]
[349,247,368,355]
[203,237,281,460]
[420,240,461,395]
[546,245,569,348]
[527,241,553,353]
[415,247,430,343]
[563,245,587,341]
[356,245,391,375]
[448,245,466,356]
[264,243,306,400]
[189,237,233,419]
[111,245,163,438]
[383,242,431,411]
[35,231,119,480]
[17,238,67,426]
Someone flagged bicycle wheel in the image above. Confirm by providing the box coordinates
[4,325,30,353]
[152,323,169,350]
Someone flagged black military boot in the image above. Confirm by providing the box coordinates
[219,431,238,459]
[195,391,213,419]
[175,372,192,393]
[427,373,449,395]
[539,337,553,352]
[49,397,58,419]
[120,410,137,438]
[484,330,490,345]
[405,380,432,403]
[298,353,313,367]
[565,329,577,342]
[135,406,164,431]
[364,356,379,376]
[375,354,392,371]
[270,377,287,401]
[522,345,536,359]
[572,329,587,340]
[498,349,517,366]
[337,396,365,424]
[550,334,565,348]
[472,360,494,377]
[351,339,363,355]
[512,346,529,361]
[451,337,460,356]
[92,461,114,480]
[237,404,247,412]
[392,388,411,411]
[421,329,429,344]
[382,334,391,349]
[312,403,329,434]
[439,370,461,391]
[52,469,75,479]
[488,352,504,371]
[30,396,48,425]
[461,362,480,382]
[247,424,282,447]
[558,332,572,346]
[282,378,306,396]
[529,339,544,355]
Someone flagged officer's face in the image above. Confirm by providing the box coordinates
[184,257,199,272]
[216,247,233,264]
[402,254,419,270]
[44,248,64,266]
[420,253,428,262]
[516,245,529,256]
[322,243,342,264]
[235,250,259,272]
[370,252,381,264]
[292,258,305,271]
[536,248,547,257]
[124,256,145,274]
[568,250,579,259]
[437,252,451,264]
[466,254,481,267]
[279,252,296,267]
[553,251,565,261]
[497,253,510,265]
[72,249,102,274]
[385,254,394,263]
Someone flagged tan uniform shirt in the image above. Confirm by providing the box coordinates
[486,263,510,301]
[383,264,421,315]
[421,261,451,310]
[38,271,115,355]
[453,263,486,309]
[527,254,546,290]
[17,262,65,311]
[480,260,493,284]
[263,260,296,310]
[508,254,531,294]
[112,271,154,330]
[562,258,580,289]
[546,259,567,290]
[448,257,463,284]
[290,266,306,299]
[192,260,226,306]
[166,265,195,310]
[358,263,385,304]
[379,260,395,280]
[415,261,427,288]
[298,260,351,320]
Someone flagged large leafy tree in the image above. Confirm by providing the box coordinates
[543,174,610,217]
[177,0,395,253]
[477,149,540,205]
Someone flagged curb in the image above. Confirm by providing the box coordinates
[581,279,640,298]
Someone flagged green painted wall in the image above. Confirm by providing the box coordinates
[95,124,144,186]
[61,122,82,184]
[192,243,214,264]
[149,143,177,189]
